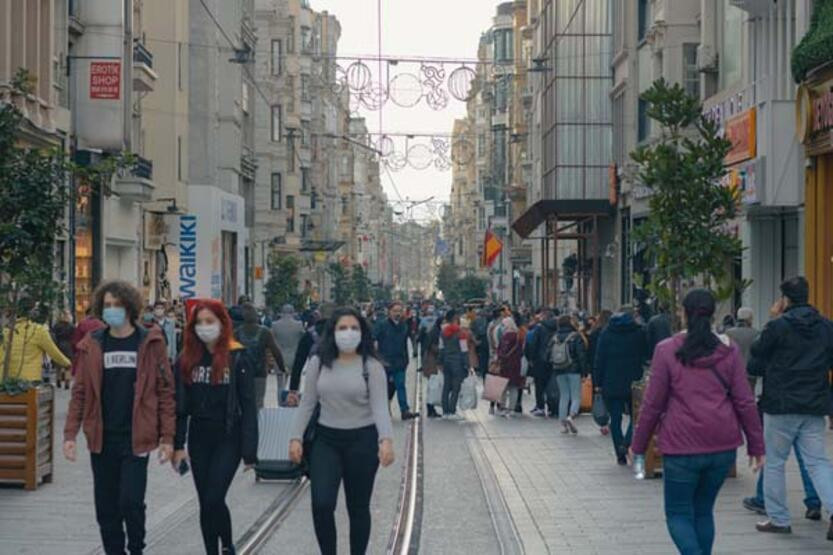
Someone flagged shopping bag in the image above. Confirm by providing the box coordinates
[482,374,510,403]
[426,373,444,406]
[520,356,529,378]
[458,375,479,411]
[592,392,609,427]
[580,377,593,412]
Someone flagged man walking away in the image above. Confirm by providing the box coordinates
[645,305,672,360]
[271,304,306,378]
[238,303,286,409]
[471,309,491,378]
[439,310,477,419]
[374,302,418,420]
[726,307,759,392]
[533,309,560,417]
[594,306,647,464]
[749,277,833,541]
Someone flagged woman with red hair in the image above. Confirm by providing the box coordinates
[172,299,258,555]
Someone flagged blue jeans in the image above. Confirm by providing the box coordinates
[555,373,581,420]
[763,413,833,526]
[663,450,736,555]
[386,367,410,414]
[754,443,820,510]
[606,397,633,455]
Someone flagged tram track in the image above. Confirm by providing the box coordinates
[236,370,424,554]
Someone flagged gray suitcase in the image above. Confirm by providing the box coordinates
[255,406,304,481]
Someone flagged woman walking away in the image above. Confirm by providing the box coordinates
[289,308,395,555]
[631,289,764,555]
[497,317,524,418]
[173,300,258,555]
[550,315,587,434]
[422,317,443,418]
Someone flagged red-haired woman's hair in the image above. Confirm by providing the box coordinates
[179,299,233,385]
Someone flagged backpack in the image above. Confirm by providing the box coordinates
[237,326,265,375]
[549,333,575,370]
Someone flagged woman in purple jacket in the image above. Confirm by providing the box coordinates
[632,289,765,555]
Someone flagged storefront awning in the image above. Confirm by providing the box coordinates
[511,199,613,239]
[299,240,346,252]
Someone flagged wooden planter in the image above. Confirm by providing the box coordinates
[0,385,54,490]
[631,380,663,478]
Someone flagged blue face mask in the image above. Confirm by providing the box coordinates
[102,307,127,329]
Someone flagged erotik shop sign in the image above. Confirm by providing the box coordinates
[89,61,121,100]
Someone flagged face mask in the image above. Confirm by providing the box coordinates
[142,313,154,324]
[335,329,362,353]
[195,323,221,343]
[102,307,127,329]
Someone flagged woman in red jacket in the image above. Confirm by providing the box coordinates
[497,317,524,418]
[631,289,764,555]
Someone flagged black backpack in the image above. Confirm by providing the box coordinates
[237,326,265,375]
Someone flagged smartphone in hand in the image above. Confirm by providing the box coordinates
[178,459,190,476]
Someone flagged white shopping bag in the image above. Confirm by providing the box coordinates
[458,375,479,411]
[426,373,444,406]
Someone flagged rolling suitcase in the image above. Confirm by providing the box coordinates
[254,406,304,481]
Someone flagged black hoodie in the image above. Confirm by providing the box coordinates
[750,304,833,415]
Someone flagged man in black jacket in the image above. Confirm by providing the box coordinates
[527,309,559,416]
[749,277,833,541]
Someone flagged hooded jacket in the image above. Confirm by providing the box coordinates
[593,313,647,399]
[64,326,175,455]
[632,334,764,457]
[749,304,833,415]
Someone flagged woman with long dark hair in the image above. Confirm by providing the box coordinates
[172,299,258,555]
[631,289,764,554]
[289,307,395,555]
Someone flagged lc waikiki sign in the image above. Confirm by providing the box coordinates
[179,215,198,299]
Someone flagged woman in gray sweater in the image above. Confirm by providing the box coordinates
[289,307,395,555]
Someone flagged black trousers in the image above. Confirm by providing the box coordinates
[90,436,149,555]
[534,372,558,414]
[188,420,242,555]
[310,424,380,555]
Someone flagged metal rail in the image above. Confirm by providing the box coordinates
[235,477,309,555]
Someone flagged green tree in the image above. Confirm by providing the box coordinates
[631,79,743,323]
[264,254,302,311]
[435,260,458,302]
[455,275,488,303]
[1,70,132,386]
[371,283,392,303]
[351,264,371,303]
[328,263,352,306]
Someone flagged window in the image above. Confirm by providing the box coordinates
[271,105,282,142]
[301,167,310,192]
[289,139,296,172]
[721,0,743,88]
[271,39,283,76]
[310,190,317,210]
[612,93,625,165]
[493,29,514,63]
[478,133,486,157]
[683,44,699,100]
[301,74,310,102]
[287,17,296,53]
[300,214,309,238]
[286,195,295,232]
[638,98,650,142]
[301,26,313,54]
[177,136,183,182]
[300,121,310,146]
[286,75,296,113]
[271,173,282,210]
[342,195,349,215]
[638,0,649,42]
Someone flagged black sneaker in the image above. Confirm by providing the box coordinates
[756,521,792,534]
[616,454,627,465]
[402,411,420,421]
[743,497,767,516]
[806,507,822,521]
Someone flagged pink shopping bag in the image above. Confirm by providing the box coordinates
[482,374,510,403]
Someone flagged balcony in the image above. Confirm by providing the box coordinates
[132,42,158,92]
[241,147,258,180]
[115,156,154,202]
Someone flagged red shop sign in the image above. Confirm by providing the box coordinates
[90,61,121,100]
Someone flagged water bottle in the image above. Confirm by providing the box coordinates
[634,455,646,480]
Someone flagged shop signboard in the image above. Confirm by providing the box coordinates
[179,215,197,299]
[89,61,121,99]
[724,108,756,166]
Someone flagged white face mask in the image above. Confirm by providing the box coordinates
[195,323,221,343]
[335,329,362,353]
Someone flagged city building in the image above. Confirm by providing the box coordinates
[185,0,256,306]
[518,0,615,312]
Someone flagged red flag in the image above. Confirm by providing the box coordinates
[483,228,503,268]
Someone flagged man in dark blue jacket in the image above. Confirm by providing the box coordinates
[374,302,418,420]
[593,306,647,465]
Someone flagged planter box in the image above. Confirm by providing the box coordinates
[632,380,663,478]
[0,385,54,490]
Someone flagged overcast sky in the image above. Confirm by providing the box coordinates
[312,0,503,222]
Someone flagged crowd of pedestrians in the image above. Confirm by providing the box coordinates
[5,272,833,554]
